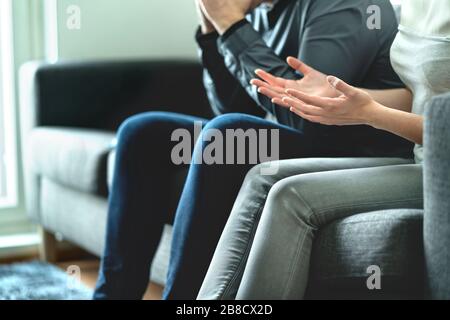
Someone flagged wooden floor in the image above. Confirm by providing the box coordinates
[57,259,164,300]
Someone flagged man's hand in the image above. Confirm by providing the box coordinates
[250,57,341,108]
[195,0,216,34]
[198,0,255,34]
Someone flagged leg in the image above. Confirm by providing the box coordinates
[94,112,207,300]
[198,157,414,299]
[163,112,406,299]
[236,164,423,299]
[39,227,58,263]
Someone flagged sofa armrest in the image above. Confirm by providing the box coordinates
[19,59,212,132]
[24,128,115,223]
[423,92,450,299]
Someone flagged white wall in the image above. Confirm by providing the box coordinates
[48,0,200,60]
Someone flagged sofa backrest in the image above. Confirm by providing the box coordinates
[20,60,213,131]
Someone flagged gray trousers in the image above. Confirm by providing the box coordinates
[197,158,423,300]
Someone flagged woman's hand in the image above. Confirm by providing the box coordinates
[283,76,380,126]
[250,57,340,107]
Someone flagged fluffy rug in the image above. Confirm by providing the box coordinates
[0,261,92,300]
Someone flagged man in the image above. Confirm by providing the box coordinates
[94,0,411,299]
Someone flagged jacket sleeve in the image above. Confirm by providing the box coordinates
[196,28,265,117]
[217,0,404,127]
[217,21,298,123]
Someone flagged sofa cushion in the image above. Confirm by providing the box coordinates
[306,209,424,299]
[29,128,115,195]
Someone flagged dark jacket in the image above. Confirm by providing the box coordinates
[196,0,412,156]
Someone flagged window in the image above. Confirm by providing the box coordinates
[0,0,18,208]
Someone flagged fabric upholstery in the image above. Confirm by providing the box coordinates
[424,92,450,299]
[19,60,212,131]
[306,209,424,299]
[29,128,115,195]
[40,177,108,256]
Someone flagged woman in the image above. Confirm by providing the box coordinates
[198,0,450,299]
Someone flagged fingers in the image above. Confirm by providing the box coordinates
[285,89,338,109]
[287,57,313,75]
[255,69,286,87]
[250,79,285,94]
[289,106,336,126]
[251,79,285,100]
[250,79,289,108]
[272,97,290,107]
[258,86,284,100]
[250,78,289,107]
[290,107,322,122]
[327,76,357,97]
[281,97,326,116]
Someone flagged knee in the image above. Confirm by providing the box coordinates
[203,113,261,133]
[267,179,297,207]
[265,178,315,226]
[195,113,264,160]
[191,114,247,157]
[241,164,276,192]
[117,112,179,150]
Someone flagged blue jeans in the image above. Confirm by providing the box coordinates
[93,112,411,299]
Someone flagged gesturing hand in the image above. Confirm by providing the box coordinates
[198,0,256,34]
[250,57,340,108]
[282,76,380,126]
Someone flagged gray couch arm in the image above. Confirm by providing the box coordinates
[424,92,450,299]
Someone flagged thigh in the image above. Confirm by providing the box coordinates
[116,111,207,153]
[276,164,423,227]
[198,113,314,162]
[237,164,423,299]
[198,157,414,299]
[111,111,208,223]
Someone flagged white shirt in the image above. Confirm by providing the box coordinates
[391,0,450,163]
[400,0,450,38]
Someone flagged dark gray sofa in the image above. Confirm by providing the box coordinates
[19,60,449,299]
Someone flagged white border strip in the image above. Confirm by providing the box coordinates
[43,0,59,62]
[0,0,19,208]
